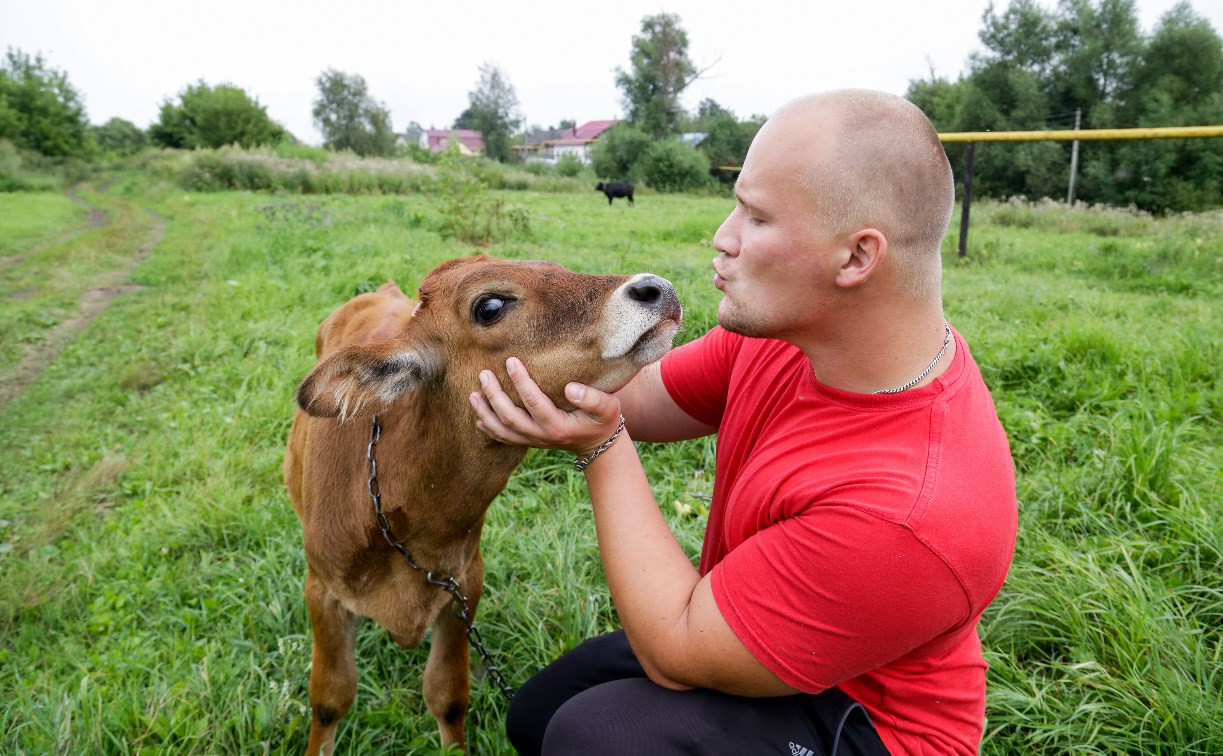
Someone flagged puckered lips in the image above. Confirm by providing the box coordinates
[712,258,728,291]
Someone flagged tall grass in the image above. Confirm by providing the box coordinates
[0,187,1218,753]
[944,199,1222,752]
[0,139,98,192]
[131,146,595,197]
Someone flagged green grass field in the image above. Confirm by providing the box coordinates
[0,176,1219,754]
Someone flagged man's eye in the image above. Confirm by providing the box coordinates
[473,295,512,325]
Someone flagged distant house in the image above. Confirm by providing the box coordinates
[513,127,568,163]
[420,128,484,155]
[516,120,620,164]
[549,120,619,164]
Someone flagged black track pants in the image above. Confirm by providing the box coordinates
[506,630,890,756]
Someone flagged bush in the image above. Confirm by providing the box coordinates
[590,124,652,181]
[168,145,432,195]
[0,139,69,191]
[0,50,95,159]
[147,143,592,197]
[700,111,760,183]
[149,81,286,150]
[640,139,711,193]
[474,159,589,193]
[981,196,1156,237]
[402,143,440,165]
[92,118,146,156]
[555,154,584,177]
[271,141,329,165]
[434,147,533,245]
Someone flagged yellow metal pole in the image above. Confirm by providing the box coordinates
[938,125,1223,142]
[938,125,1223,256]
[712,125,1223,172]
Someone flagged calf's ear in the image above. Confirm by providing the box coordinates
[297,340,438,421]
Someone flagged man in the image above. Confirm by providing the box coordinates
[470,90,1017,755]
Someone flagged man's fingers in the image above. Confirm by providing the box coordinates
[476,419,533,446]
[565,382,620,424]
[470,391,533,445]
[479,369,536,431]
[506,357,564,425]
[471,358,623,453]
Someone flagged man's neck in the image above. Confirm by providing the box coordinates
[796,307,954,395]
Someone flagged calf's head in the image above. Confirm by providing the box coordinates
[297,256,682,421]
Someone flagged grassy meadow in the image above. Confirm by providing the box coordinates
[0,172,1219,754]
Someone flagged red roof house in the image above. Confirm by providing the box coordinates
[420,129,485,155]
[547,120,619,163]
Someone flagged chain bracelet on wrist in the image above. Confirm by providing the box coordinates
[573,414,626,471]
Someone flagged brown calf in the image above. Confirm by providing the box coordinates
[283,255,681,753]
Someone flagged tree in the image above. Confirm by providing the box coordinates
[453,106,479,130]
[312,69,396,157]
[93,117,146,155]
[1127,2,1223,107]
[1103,3,1223,211]
[904,0,1223,211]
[977,0,1060,80]
[590,123,653,180]
[459,62,521,162]
[615,13,711,138]
[687,98,731,130]
[1048,0,1143,120]
[0,49,94,158]
[905,72,966,131]
[402,120,424,148]
[149,81,286,149]
[640,139,710,192]
[688,100,760,182]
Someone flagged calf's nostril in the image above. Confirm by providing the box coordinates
[627,283,663,304]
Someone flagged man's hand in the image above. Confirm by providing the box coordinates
[469,356,623,456]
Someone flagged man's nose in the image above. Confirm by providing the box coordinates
[712,212,738,257]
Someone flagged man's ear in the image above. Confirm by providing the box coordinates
[296,340,439,421]
[835,228,888,288]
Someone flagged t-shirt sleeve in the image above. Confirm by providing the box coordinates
[659,326,745,427]
[710,505,970,693]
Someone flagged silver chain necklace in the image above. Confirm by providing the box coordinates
[874,322,952,394]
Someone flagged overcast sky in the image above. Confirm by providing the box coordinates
[3,0,1220,145]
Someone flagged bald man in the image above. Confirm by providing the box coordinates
[472,90,1018,755]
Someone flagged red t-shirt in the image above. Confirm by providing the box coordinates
[660,326,1017,755]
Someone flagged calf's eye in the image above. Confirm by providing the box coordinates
[473,295,512,325]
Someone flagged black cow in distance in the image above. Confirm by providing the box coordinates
[595,182,634,205]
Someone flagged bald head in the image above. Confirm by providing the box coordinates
[767,90,954,298]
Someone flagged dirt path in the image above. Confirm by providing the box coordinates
[0,189,110,271]
[0,194,165,410]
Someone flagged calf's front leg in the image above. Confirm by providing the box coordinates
[304,570,359,756]
[423,550,484,749]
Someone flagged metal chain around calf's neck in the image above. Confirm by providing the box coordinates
[366,414,516,701]
[873,322,952,395]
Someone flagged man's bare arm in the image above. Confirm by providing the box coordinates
[470,361,798,696]
[617,361,717,442]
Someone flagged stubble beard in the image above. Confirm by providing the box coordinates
[716,297,774,339]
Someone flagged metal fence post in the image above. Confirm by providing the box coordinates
[958,142,976,259]
[1067,108,1082,205]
